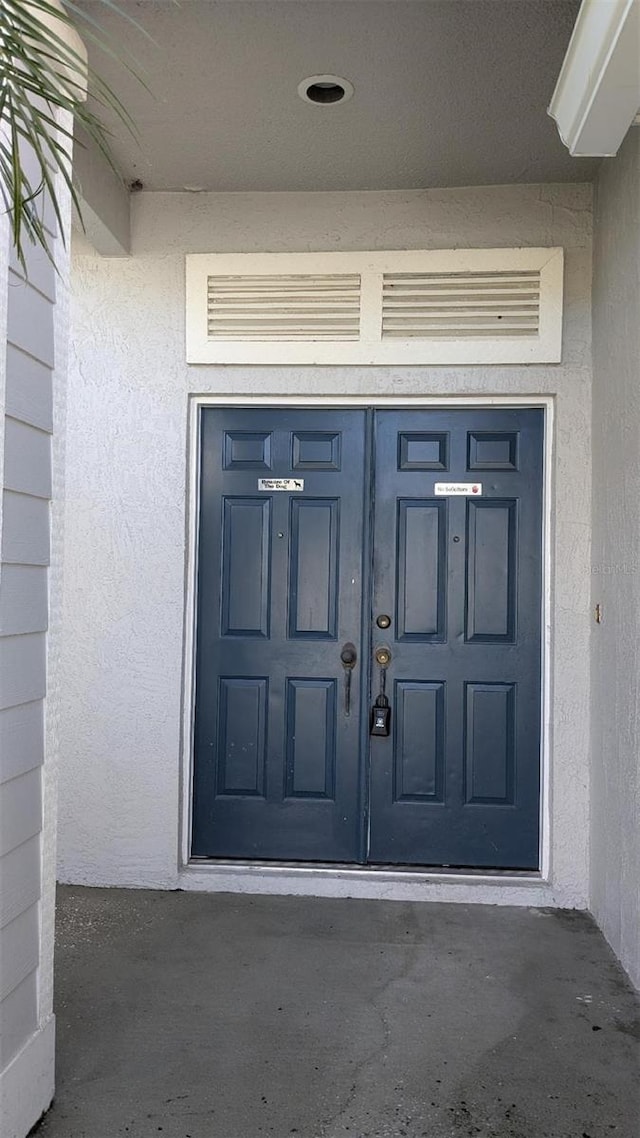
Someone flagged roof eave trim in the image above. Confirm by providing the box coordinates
[548,0,640,157]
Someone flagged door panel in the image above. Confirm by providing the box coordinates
[393,681,445,802]
[192,408,367,861]
[288,498,339,638]
[217,677,268,796]
[220,498,271,637]
[465,499,517,641]
[368,409,543,869]
[464,682,516,804]
[285,679,337,798]
[396,499,447,639]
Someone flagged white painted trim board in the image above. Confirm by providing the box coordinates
[0,1018,55,1138]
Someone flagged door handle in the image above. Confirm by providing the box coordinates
[340,643,357,717]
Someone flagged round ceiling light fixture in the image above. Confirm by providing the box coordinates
[298,75,354,106]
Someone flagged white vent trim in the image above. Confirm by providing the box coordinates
[186,248,564,365]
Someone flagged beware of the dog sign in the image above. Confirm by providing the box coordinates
[258,479,304,491]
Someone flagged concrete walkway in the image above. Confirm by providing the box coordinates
[38,887,640,1138]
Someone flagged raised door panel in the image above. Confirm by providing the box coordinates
[464,682,516,805]
[393,681,445,802]
[216,678,268,797]
[288,499,339,640]
[396,500,446,640]
[285,679,336,799]
[220,499,271,638]
[465,500,517,642]
[223,430,272,470]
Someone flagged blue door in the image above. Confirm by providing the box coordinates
[192,407,543,869]
[192,409,368,861]
[368,409,543,869]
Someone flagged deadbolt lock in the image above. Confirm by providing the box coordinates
[376,614,391,629]
[374,646,392,667]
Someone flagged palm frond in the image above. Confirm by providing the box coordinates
[0,0,144,269]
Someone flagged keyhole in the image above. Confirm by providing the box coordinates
[453,535,461,543]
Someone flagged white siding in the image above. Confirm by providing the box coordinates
[0,222,58,1136]
[0,634,47,710]
[0,974,38,1071]
[6,271,55,366]
[0,701,44,784]
[1,491,50,565]
[0,837,41,929]
[9,240,56,304]
[3,419,52,499]
[4,345,53,433]
[0,92,78,1134]
[0,566,48,636]
[0,768,42,858]
[0,906,40,1004]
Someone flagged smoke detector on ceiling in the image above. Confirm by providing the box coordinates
[298,75,354,106]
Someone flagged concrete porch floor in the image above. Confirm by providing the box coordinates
[38,887,640,1138]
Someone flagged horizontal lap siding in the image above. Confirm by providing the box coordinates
[0,768,42,858]
[5,345,53,432]
[0,701,44,784]
[3,418,52,499]
[1,490,50,565]
[0,565,48,635]
[7,270,55,367]
[0,836,41,929]
[0,634,47,710]
[0,971,38,1070]
[0,262,54,1067]
[0,905,40,1003]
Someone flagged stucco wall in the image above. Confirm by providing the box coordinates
[61,184,592,905]
[591,131,640,990]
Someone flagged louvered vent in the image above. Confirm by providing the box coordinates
[187,250,563,364]
[382,270,541,339]
[207,274,361,341]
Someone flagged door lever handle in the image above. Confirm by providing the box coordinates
[340,643,357,716]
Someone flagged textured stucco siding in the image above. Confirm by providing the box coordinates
[591,130,640,991]
[61,184,592,905]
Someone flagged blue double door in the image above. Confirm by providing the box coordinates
[193,407,543,869]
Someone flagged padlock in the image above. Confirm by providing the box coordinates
[370,694,391,737]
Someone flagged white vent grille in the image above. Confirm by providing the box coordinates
[207,274,361,341]
[382,271,541,339]
[186,249,564,365]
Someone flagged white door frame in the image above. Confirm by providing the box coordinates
[179,394,553,904]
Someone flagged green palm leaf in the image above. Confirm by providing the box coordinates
[0,0,144,268]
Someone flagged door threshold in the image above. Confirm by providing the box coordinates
[178,860,568,908]
[189,857,540,878]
